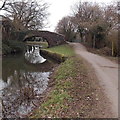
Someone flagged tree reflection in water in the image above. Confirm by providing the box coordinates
[1,45,57,118]
[2,70,50,118]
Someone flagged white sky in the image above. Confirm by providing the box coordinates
[43,0,114,32]
[0,0,115,32]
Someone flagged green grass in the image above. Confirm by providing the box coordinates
[26,41,48,48]
[30,45,79,118]
[31,57,78,118]
[55,58,77,80]
[45,44,75,57]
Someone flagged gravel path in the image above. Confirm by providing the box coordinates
[70,43,118,117]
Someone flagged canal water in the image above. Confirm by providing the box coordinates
[1,45,57,118]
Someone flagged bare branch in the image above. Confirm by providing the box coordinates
[3,0,49,30]
[0,0,7,10]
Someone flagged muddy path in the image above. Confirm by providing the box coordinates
[70,42,118,117]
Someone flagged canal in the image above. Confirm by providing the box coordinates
[1,45,57,118]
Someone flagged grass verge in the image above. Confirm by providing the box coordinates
[41,44,75,62]
[44,44,75,57]
[31,44,76,118]
[26,41,48,48]
[31,57,78,118]
[30,44,113,118]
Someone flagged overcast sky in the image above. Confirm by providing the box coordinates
[0,0,115,32]
[43,0,114,32]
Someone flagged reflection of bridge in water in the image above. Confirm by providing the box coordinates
[25,45,46,64]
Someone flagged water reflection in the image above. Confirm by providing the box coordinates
[25,45,46,64]
[2,71,50,118]
[1,46,57,118]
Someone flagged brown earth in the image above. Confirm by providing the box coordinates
[70,42,118,118]
[61,57,115,118]
[84,45,118,64]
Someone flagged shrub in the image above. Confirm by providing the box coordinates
[2,40,25,55]
[2,43,12,55]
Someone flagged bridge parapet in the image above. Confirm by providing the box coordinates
[23,30,66,47]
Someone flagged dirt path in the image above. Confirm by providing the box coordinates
[70,43,118,117]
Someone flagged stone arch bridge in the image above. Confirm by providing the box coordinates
[22,30,66,47]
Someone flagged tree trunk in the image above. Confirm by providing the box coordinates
[93,35,96,48]
[112,41,114,56]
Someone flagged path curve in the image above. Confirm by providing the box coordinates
[70,43,118,117]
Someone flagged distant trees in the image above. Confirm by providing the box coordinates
[2,0,49,30]
[103,3,118,56]
[55,16,76,42]
[1,16,15,41]
[70,2,109,48]
[55,1,118,56]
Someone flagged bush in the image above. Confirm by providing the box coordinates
[2,43,12,55]
[8,40,25,53]
[2,40,25,55]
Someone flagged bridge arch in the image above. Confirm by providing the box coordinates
[23,31,66,47]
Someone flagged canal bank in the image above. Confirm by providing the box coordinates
[2,44,114,118]
[31,44,114,118]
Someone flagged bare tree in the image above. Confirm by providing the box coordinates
[0,0,7,10]
[104,2,118,56]
[71,2,104,44]
[55,16,76,42]
[103,3,118,33]
[3,0,49,30]
[71,2,103,27]
[71,1,119,49]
